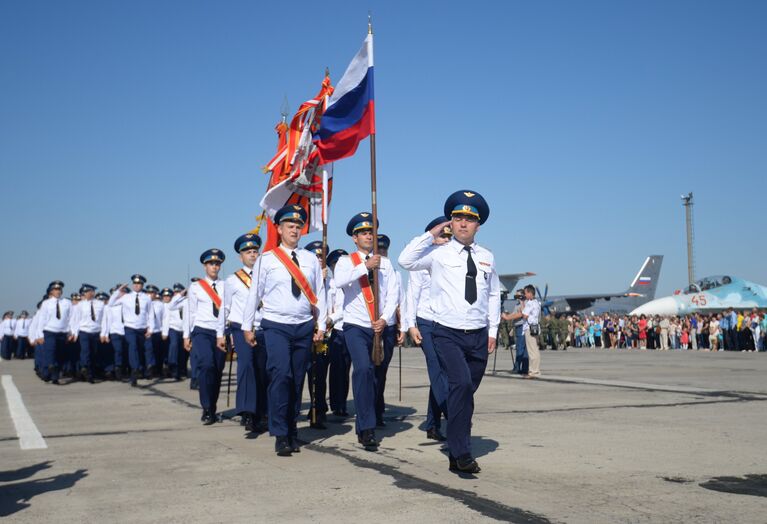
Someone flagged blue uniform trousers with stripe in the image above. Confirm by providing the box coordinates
[432,324,488,461]
[43,331,67,381]
[231,323,267,419]
[343,324,378,435]
[374,325,398,423]
[124,327,145,372]
[262,319,313,438]
[193,327,226,412]
[416,317,449,430]
[108,333,126,372]
[78,331,99,375]
[166,329,186,379]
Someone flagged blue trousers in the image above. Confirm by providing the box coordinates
[62,339,79,373]
[328,330,351,412]
[262,319,313,438]
[43,331,67,381]
[416,317,448,430]
[231,323,267,419]
[108,333,126,372]
[78,331,100,374]
[374,325,397,422]
[1,337,15,360]
[432,324,488,460]
[193,327,226,412]
[166,329,186,378]
[34,342,44,371]
[16,338,30,359]
[124,327,146,372]
[144,332,159,371]
[514,324,529,374]
[344,324,378,434]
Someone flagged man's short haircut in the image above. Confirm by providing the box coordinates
[524,284,535,295]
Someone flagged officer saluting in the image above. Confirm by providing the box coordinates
[225,233,268,434]
[333,213,399,450]
[184,249,227,425]
[399,190,500,474]
[108,275,156,386]
[242,205,326,456]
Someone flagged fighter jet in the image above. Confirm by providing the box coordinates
[630,275,767,316]
[539,255,664,315]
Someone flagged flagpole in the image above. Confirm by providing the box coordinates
[368,17,384,366]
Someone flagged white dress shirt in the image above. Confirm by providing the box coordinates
[149,300,165,334]
[1,318,16,338]
[184,277,226,338]
[398,233,501,338]
[101,304,125,336]
[14,318,30,338]
[28,313,40,343]
[225,266,262,328]
[73,299,105,334]
[36,297,73,335]
[161,302,184,336]
[406,269,434,327]
[327,276,345,331]
[333,251,399,330]
[392,270,406,329]
[522,299,541,333]
[242,245,327,331]
[168,294,190,335]
[108,290,156,331]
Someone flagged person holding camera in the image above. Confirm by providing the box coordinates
[502,290,528,375]
[506,285,541,378]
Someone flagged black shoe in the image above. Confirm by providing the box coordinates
[189,379,198,390]
[51,379,60,385]
[202,410,216,425]
[290,437,300,453]
[455,455,481,474]
[130,371,139,387]
[310,419,327,430]
[376,418,386,428]
[104,371,114,381]
[115,368,123,381]
[358,430,378,450]
[275,437,292,456]
[426,428,447,442]
[244,414,258,433]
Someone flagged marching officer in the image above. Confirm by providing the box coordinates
[0,311,16,360]
[374,233,405,427]
[34,281,72,384]
[184,249,227,425]
[162,284,187,380]
[242,205,327,456]
[72,284,104,383]
[333,213,399,450]
[144,285,165,376]
[101,286,127,380]
[225,233,268,433]
[399,190,500,474]
[326,248,350,417]
[14,311,31,359]
[405,216,451,441]
[107,275,156,386]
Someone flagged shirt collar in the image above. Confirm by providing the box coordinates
[278,244,299,256]
[448,237,477,253]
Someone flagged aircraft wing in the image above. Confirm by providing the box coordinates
[557,292,642,312]
[498,272,535,293]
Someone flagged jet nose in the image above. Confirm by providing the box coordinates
[631,297,679,316]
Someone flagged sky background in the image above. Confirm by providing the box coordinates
[1,0,766,312]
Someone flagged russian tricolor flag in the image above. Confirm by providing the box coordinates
[315,34,374,164]
[638,277,652,285]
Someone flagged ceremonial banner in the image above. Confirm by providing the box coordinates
[314,34,375,164]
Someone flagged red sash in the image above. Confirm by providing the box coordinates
[234,269,252,289]
[350,252,377,323]
[197,279,222,308]
[272,248,318,305]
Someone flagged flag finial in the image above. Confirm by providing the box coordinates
[368,11,373,34]
[280,95,289,123]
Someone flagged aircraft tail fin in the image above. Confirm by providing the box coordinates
[627,255,663,299]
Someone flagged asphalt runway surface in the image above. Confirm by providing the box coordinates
[1,347,766,523]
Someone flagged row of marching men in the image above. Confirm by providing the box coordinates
[180,187,500,474]
[8,280,200,384]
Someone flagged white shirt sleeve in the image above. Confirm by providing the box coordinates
[398,232,437,271]
[243,257,264,331]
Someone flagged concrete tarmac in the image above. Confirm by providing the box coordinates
[1,347,766,523]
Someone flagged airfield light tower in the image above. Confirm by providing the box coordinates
[681,192,695,287]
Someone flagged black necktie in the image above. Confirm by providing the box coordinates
[56,299,61,319]
[90,302,96,321]
[135,294,140,315]
[290,252,301,298]
[365,254,374,284]
[464,247,477,304]
[179,307,183,320]
[212,282,220,317]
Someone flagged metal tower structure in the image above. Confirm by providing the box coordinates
[681,192,695,287]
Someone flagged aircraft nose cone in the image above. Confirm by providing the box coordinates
[631,297,679,316]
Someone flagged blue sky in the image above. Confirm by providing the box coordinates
[1,0,765,312]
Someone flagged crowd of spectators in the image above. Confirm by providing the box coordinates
[534,309,767,352]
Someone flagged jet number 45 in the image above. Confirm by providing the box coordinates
[691,294,708,306]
